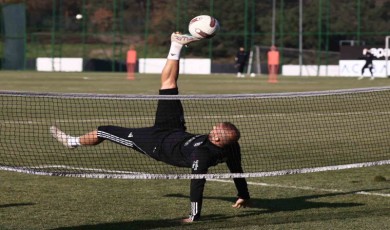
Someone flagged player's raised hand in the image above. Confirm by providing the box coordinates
[232,198,249,208]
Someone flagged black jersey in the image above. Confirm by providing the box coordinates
[363,52,374,65]
[98,125,250,221]
[159,131,221,167]
[160,130,250,221]
[235,50,248,64]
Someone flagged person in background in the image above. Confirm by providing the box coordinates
[235,47,249,78]
[359,48,375,80]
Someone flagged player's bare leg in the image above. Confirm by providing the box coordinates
[160,58,179,89]
[50,126,101,148]
[79,130,101,145]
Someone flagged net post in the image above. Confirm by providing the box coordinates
[386,36,390,77]
[247,45,262,77]
[246,49,254,76]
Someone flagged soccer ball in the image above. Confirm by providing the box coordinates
[188,15,220,39]
[75,14,83,20]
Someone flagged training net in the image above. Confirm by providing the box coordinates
[1,87,390,179]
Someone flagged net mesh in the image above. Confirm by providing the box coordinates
[1,87,389,179]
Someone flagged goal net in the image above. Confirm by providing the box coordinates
[246,45,340,76]
[1,88,390,179]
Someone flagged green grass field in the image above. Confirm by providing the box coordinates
[0,71,390,230]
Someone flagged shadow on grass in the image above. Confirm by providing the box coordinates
[51,188,389,230]
[0,202,35,208]
[52,219,188,230]
[165,189,366,213]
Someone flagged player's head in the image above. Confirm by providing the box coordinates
[209,122,240,147]
[239,47,244,52]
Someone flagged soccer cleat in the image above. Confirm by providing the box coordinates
[50,126,77,149]
[358,76,363,80]
[171,32,200,46]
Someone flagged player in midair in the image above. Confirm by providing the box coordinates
[50,32,250,222]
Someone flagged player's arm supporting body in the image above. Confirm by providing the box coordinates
[185,142,250,222]
[186,147,214,222]
[225,142,250,208]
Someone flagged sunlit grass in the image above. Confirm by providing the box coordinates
[0,71,389,229]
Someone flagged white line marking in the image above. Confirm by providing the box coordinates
[209,179,390,198]
[29,165,143,174]
[1,111,390,125]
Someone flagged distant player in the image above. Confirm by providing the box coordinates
[50,32,250,223]
[359,48,375,80]
[235,47,249,78]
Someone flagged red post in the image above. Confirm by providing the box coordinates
[127,45,137,80]
[267,46,280,83]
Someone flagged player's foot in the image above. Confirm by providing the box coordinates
[358,76,363,80]
[171,32,200,46]
[370,77,375,80]
[50,126,77,149]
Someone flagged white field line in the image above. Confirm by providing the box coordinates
[209,179,390,198]
[29,165,144,174]
[2,111,390,125]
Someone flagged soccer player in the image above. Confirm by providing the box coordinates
[50,32,250,222]
[235,47,249,78]
[359,48,375,80]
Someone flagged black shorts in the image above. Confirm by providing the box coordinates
[362,63,373,69]
[97,88,186,158]
[154,88,186,130]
